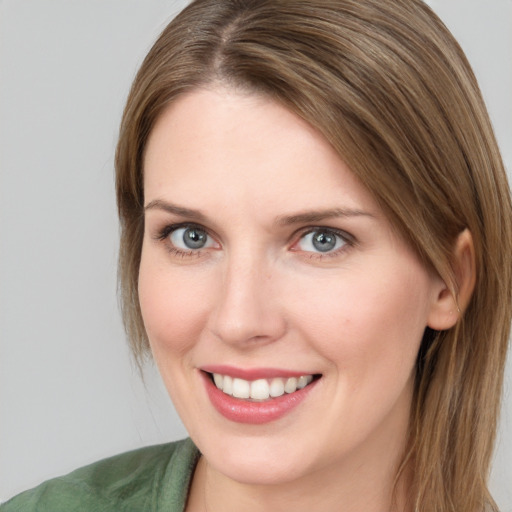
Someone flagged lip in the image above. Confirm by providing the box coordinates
[201,365,311,380]
[200,369,319,425]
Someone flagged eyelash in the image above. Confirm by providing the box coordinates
[154,223,355,260]
[154,223,212,258]
[292,227,354,260]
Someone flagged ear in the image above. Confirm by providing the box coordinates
[427,229,476,331]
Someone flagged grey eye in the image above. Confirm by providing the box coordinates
[298,229,346,253]
[170,226,213,250]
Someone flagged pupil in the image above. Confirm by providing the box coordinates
[183,228,207,249]
[312,231,336,252]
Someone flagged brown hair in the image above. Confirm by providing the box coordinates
[115,0,512,510]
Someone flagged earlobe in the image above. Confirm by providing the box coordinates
[427,229,476,331]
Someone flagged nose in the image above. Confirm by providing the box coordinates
[207,253,287,348]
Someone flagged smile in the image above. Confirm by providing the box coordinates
[211,373,315,401]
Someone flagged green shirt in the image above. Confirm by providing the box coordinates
[1,438,199,512]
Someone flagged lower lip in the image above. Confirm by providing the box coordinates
[201,372,319,424]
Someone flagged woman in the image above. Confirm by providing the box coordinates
[3,0,511,511]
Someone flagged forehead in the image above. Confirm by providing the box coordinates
[142,87,379,217]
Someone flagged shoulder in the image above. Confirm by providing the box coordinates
[1,438,199,512]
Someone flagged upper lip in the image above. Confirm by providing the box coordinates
[200,365,318,380]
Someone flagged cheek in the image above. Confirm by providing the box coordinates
[138,253,211,357]
[291,263,432,383]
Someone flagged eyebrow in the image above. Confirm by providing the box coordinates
[275,208,374,226]
[144,199,207,222]
[144,199,373,225]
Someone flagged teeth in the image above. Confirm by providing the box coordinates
[250,379,270,400]
[232,378,250,398]
[213,373,223,389]
[284,377,298,393]
[297,375,309,389]
[223,375,233,395]
[269,378,285,397]
[211,373,314,400]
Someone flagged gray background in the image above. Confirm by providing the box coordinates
[1,0,511,508]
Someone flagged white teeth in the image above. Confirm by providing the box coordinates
[213,373,223,389]
[269,378,285,397]
[232,378,250,398]
[297,375,313,389]
[284,377,298,394]
[223,375,233,395]
[211,373,315,400]
[250,379,270,400]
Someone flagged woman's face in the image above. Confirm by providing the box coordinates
[139,87,446,485]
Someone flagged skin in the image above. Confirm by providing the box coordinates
[139,87,460,512]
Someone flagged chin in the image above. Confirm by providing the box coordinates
[189,424,325,486]
[206,448,313,486]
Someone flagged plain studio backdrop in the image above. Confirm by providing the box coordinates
[1,0,511,507]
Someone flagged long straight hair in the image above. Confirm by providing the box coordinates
[115,1,512,510]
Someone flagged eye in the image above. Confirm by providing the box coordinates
[296,229,348,254]
[169,226,216,250]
